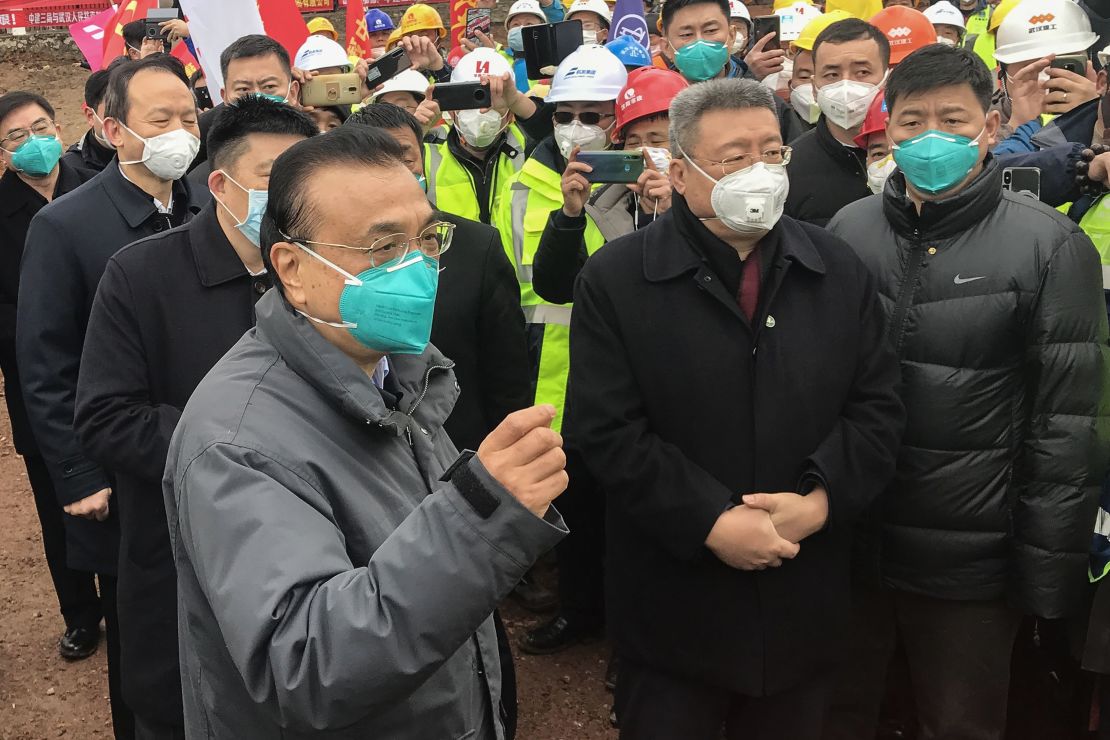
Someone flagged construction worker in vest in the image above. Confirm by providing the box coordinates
[963,0,992,62]
[364,8,395,61]
[532,67,687,306]
[390,4,455,84]
[992,0,1100,146]
[493,42,627,661]
[425,48,538,224]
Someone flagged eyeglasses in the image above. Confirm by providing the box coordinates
[0,117,56,150]
[283,221,455,269]
[553,111,615,126]
[690,145,792,176]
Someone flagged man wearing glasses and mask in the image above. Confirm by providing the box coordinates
[566,78,904,738]
[163,126,568,739]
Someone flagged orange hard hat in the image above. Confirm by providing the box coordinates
[869,5,937,64]
[614,67,689,139]
[853,91,888,147]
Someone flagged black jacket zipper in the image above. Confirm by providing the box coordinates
[888,229,924,355]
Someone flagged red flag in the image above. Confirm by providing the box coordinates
[345,0,374,60]
[100,0,159,69]
[258,0,310,60]
[170,41,202,79]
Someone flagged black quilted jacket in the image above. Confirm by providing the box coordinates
[829,158,1110,619]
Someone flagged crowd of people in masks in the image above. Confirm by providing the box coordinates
[3,0,1110,737]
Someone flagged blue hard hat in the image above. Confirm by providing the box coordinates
[365,8,395,32]
[605,35,652,69]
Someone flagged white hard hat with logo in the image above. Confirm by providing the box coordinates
[369,69,430,102]
[775,2,821,41]
[566,0,614,25]
[729,0,753,22]
[506,0,546,27]
[294,35,351,72]
[993,0,1097,64]
[923,1,966,30]
[546,43,629,102]
[451,47,516,83]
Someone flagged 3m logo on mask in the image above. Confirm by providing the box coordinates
[1027,13,1057,32]
[563,66,598,79]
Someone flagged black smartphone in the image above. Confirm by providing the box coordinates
[1050,54,1087,76]
[577,150,645,184]
[432,81,492,110]
[523,20,584,79]
[194,85,213,111]
[466,8,492,43]
[753,15,781,51]
[365,47,413,87]
[1002,166,1041,200]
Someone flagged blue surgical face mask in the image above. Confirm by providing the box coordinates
[508,26,525,52]
[891,127,984,195]
[415,171,428,192]
[672,39,729,82]
[10,135,63,177]
[212,171,268,246]
[294,245,440,355]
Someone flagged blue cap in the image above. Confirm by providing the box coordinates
[605,35,652,69]
[365,8,395,32]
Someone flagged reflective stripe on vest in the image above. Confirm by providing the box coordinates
[509,183,534,284]
[523,304,572,326]
[1077,194,1110,288]
[425,127,528,224]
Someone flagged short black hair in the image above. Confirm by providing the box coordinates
[122,20,146,50]
[345,103,423,148]
[813,18,891,69]
[220,35,292,82]
[189,68,206,88]
[259,127,406,290]
[0,91,55,132]
[207,96,317,172]
[84,69,111,109]
[661,0,729,32]
[886,44,994,114]
[103,55,191,124]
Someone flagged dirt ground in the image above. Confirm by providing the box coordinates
[0,60,617,740]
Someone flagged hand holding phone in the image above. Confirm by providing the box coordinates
[432,81,492,110]
[577,150,645,184]
[466,8,492,43]
[524,20,584,79]
[365,47,414,87]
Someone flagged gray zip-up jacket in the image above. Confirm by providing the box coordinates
[163,289,567,739]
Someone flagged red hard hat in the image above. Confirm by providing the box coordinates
[446,46,466,69]
[869,5,937,65]
[853,92,888,148]
[614,67,689,139]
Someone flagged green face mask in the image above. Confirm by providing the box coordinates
[673,39,729,82]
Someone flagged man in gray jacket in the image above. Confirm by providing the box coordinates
[827,45,1110,740]
[162,126,569,739]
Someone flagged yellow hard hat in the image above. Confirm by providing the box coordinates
[306,17,338,41]
[823,0,882,19]
[987,0,1020,34]
[794,9,853,50]
[386,28,403,50]
[399,3,447,40]
[774,0,811,10]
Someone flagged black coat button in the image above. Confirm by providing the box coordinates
[152,221,165,232]
[254,281,267,295]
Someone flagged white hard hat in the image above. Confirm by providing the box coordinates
[1099,42,1110,65]
[729,0,753,22]
[546,43,628,102]
[370,69,430,101]
[294,35,350,72]
[775,3,821,41]
[451,47,515,83]
[566,0,613,26]
[993,0,1097,64]
[923,1,966,30]
[506,0,546,27]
